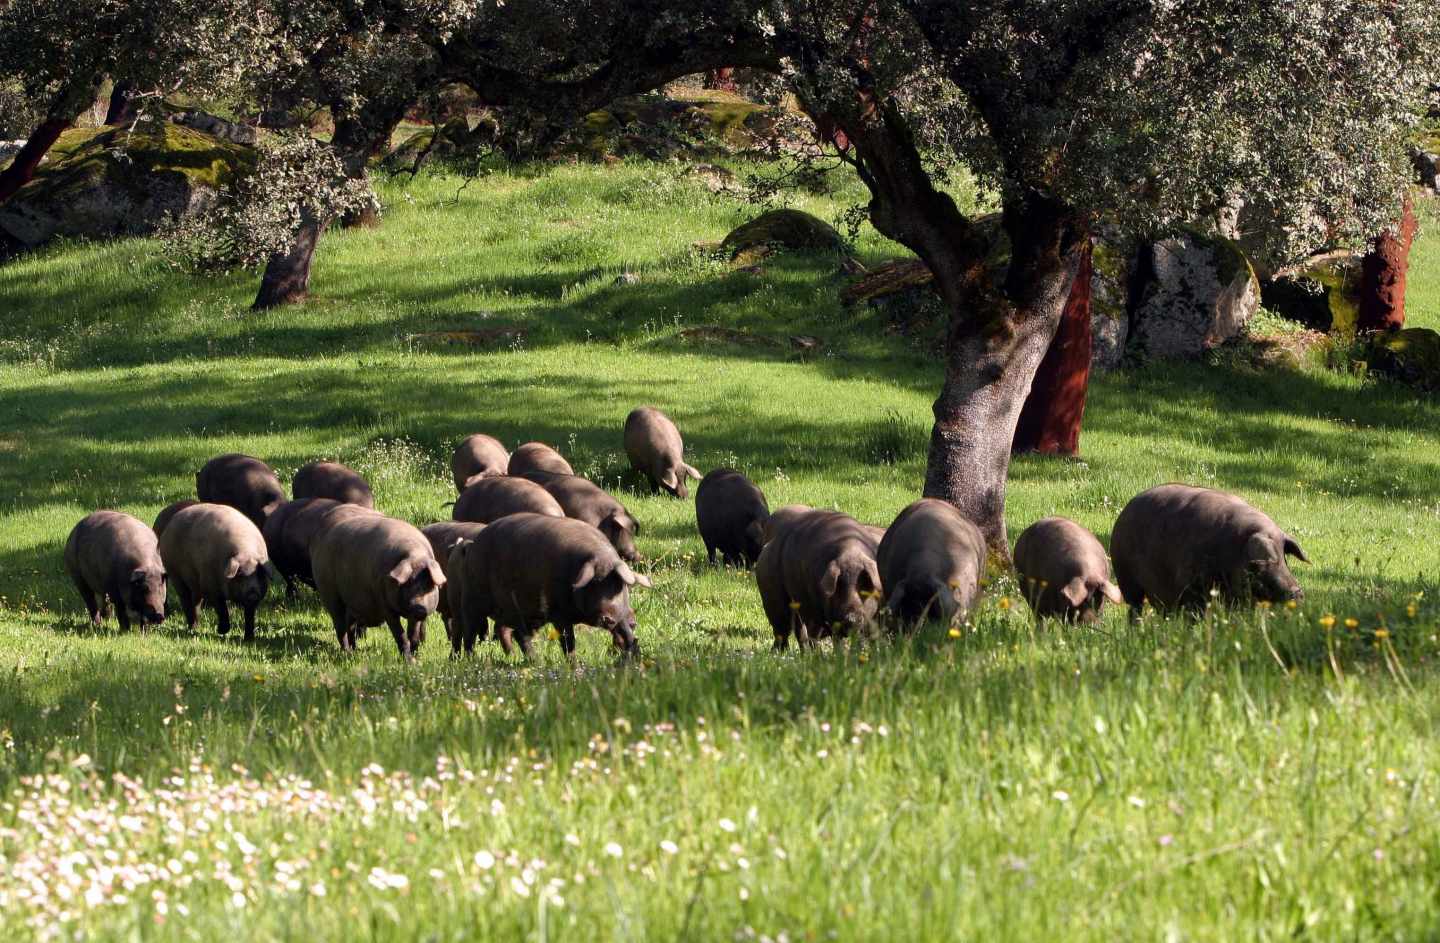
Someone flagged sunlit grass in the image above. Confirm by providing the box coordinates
[1,166,1439,940]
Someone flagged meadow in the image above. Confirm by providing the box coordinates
[2,161,1440,940]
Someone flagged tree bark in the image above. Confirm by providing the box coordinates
[703,68,738,92]
[1358,194,1417,333]
[0,73,101,204]
[922,198,1087,559]
[104,80,137,126]
[251,213,323,309]
[1012,237,1094,456]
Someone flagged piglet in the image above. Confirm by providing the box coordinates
[196,453,286,529]
[877,499,985,628]
[311,515,446,660]
[1110,484,1308,613]
[695,469,769,567]
[624,407,700,498]
[451,435,511,491]
[65,511,168,630]
[1013,517,1122,622]
[292,460,375,508]
[450,513,650,660]
[158,503,272,641]
[755,509,881,650]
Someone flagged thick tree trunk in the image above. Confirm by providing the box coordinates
[1358,194,1417,333]
[0,74,102,205]
[104,81,137,126]
[252,214,323,309]
[1012,238,1094,456]
[922,198,1087,560]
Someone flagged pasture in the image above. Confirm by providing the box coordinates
[2,163,1440,940]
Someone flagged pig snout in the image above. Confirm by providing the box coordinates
[610,615,639,655]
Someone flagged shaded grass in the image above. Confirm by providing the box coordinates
[2,162,1440,940]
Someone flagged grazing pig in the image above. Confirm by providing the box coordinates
[262,499,377,596]
[755,510,881,650]
[452,476,564,523]
[196,453,286,529]
[420,521,488,652]
[311,515,447,660]
[695,469,770,567]
[1110,484,1308,613]
[64,511,168,630]
[158,503,272,641]
[762,504,813,545]
[153,499,199,538]
[536,474,641,562]
[877,499,985,628]
[451,435,511,491]
[508,442,574,479]
[451,513,650,659]
[292,460,375,508]
[624,407,701,498]
[1012,517,1123,622]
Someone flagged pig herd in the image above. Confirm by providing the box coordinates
[63,406,1311,662]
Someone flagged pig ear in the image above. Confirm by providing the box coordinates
[616,562,652,589]
[388,559,415,584]
[1245,532,1276,562]
[683,464,702,481]
[427,560,447,588]
[660,469,680,491]
[858,561,880,596]
[1098,580,1124,605]
[1283,535,1309,563]
[1060,576,1089,607]
[571,559,597,590]
[224,556,242,580]
[819,560,842,598]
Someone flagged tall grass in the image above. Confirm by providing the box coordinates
[1,166,1439,941]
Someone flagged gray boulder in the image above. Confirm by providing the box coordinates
[1089,229,1135,372]
[1128,231,1259,361]
[0,120,252,248]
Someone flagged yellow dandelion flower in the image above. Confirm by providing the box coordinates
[547,628,560,640]
[788,601,801,611]
[1344,617,1359,629]
[1375,628,1390,640]
[998,597,1012,611]
[858,653,869,664]
[1407,603,1418,619]
[252,674,265,683]
[948,627,961,639]
[1318,615,1336,629]
[1257,600,1272,610]
[1285,600,1298,610]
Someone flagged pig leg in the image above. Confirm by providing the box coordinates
[762,591,794,652]
[214,599,232,636]
[495,624,514,656]
[557,624,577,661]
[111,591,132,633]
[243,603,257,643]
[705,542,717,566]
[386,615,413,661]
[326,603,353,652]
[176,583,199,632]
[406,617,425,654]
[74,580,101,626]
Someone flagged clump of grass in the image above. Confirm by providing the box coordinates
[861,408,929,465]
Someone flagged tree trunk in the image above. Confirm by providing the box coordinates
[922,198,1087,560]
[252,214,323,309]
[1358,194,1417,333]
[104,81,137,126]
[1012,237,1094,456]
[703,69,738,92]
[0,73,102,205]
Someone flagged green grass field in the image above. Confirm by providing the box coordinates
[2,166,1440,940]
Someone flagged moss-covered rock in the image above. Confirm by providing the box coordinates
[720,209,844,262]
[0,120,253,248]
[1128,230,1259,361]
[1365,327,1440,391]
[575,95,779,161]
[1259,251,1363,336]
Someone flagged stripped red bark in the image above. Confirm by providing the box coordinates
[1012,238,1094,456]
[1358,194,1417,333]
